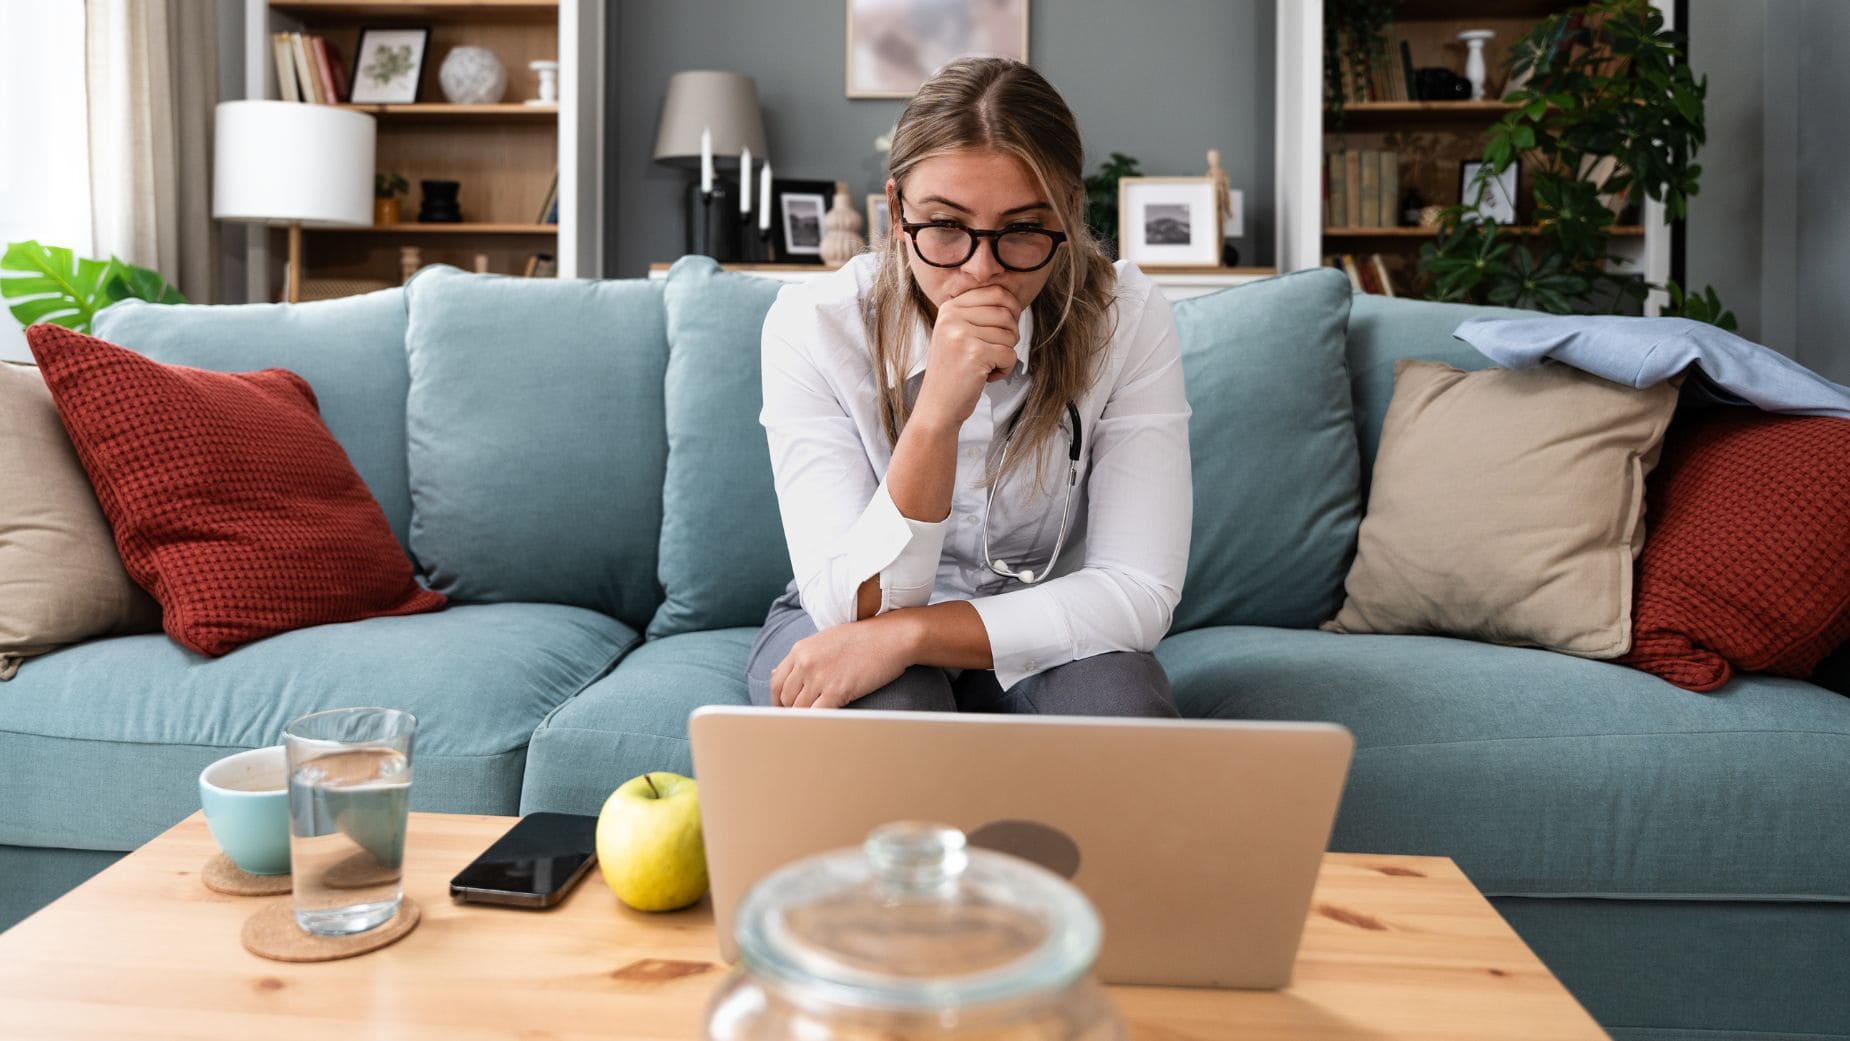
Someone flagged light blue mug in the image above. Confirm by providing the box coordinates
[198,745,291,875]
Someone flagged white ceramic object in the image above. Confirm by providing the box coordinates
[1458,29,1496,101]
[439,46,507,105]
[529,60,560,105]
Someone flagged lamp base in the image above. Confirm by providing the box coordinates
[686,184,741,262]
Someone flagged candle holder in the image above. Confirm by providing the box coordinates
[686,183,740,261]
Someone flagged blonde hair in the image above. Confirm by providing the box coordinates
[863,57,1117,487]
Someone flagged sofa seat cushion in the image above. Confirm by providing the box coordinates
[521,627,754,816]
[1157,625,1850,902]
[0,603,638,852]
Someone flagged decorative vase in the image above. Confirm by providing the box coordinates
[418,180,463,223]
[528,60,560,105]
[1458,30,1496,101]
[373,197,401,226]
[439,46,506,105]
[820,182,866,268]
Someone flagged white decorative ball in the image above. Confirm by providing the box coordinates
[439,47,506,105]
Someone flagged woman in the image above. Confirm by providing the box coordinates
[747,57,1192,715]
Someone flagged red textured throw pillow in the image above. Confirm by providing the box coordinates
[1622,407,1850,692]
[26,325,444,656]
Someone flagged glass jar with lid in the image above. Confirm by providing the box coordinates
[705,821,1126,1041]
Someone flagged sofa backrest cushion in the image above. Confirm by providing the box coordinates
[93,290,415,547]
[403,265,668,631]
[1168,267,1361,632]
[1344,293,1527,492]
[646,257,791,638]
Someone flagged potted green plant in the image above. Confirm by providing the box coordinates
[1418,0,1734,328]
[1324,0,1402,128]
[1083,152,1142,259]
[1,241,184,335]
[375,172,410,226]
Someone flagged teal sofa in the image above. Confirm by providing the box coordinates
[2,257,1844,1041]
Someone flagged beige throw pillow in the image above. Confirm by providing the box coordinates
[0,360,160,678]
[1323,359,1679,659]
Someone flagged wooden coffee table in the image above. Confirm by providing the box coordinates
[0,812,1607,1040]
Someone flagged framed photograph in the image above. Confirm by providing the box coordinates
[847,0,1030,99]
[349,28,430,105]
[866,193,892,242]
[1459,160,1520,224]
[1117,176,1222,268]
[773,179,835,263]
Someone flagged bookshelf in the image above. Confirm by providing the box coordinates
[1274,2,1671,307]
[243,0,603,299]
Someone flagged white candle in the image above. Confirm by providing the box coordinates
[699,127,713,195]
[739,146,752,215]
[759,160,773,231]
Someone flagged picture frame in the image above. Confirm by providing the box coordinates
[846,0,1030,99]
[349,28,430,105]
[1459,160,1520,224]
[1117,176,1222,268]
[866,193,892,243]
[773,179,835,263]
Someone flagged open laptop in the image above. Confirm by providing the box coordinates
[688,706,1354,989]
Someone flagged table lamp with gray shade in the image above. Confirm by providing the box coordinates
[654,70,767,261]
[213,101,374,304]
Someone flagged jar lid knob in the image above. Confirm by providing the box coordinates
[863,821,968,897]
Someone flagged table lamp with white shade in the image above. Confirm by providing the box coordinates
[213,100,375,303]
[653,70,767,260]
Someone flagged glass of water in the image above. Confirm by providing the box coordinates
[282,707,416,936]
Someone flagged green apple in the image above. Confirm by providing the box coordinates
[596,771,708,912]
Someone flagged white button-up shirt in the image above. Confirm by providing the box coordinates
[759,253,1193,689]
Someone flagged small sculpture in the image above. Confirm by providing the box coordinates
[439,46,507,104]
[820,181,866,268]
[399,246,423,285]
[528,60,560,105]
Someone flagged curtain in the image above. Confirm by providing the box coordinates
[85,0,219,304]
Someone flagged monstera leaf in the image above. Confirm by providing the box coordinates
[2,240,184,335]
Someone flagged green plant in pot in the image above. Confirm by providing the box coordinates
[1083,152,1141,260]
[1324,0,1401,128]
[375,172,410,226]
[1418,0,1734,328]
[1,241,184,336]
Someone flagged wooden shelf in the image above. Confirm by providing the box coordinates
[318,223,558,235]
[1329,101,1518,126]
[270,0,558,22]
[1326,225,1646,238]
[338,103,557,121]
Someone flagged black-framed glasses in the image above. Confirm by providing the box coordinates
[895,191,1068,273]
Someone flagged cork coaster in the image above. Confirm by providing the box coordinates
[240,897,421,963]
[201,854,292,897]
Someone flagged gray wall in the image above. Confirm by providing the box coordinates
[608,0,1275,279]
[1687,0,1850,384]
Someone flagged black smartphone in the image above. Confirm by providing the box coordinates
[449,812,600,909]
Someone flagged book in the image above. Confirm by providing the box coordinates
[1379,150,1399,228]
[1339,254,1365,292]
[1358,150,1381,227]
[272,33,299,102]
[1327,152,1347,228]
[310,36,341,104]
[291,33,323,104]
[1369,253,1397,298]
[534,170,559,224]
[325,39,349,104]
[1343,150,1362,230]
[1400,40,1417,101]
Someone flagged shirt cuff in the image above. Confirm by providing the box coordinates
[847,478,947,612]
[969,589,1072,690]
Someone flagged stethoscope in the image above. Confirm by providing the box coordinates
[981,402,1083,585]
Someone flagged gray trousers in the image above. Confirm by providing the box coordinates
[745,583,1179,717]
